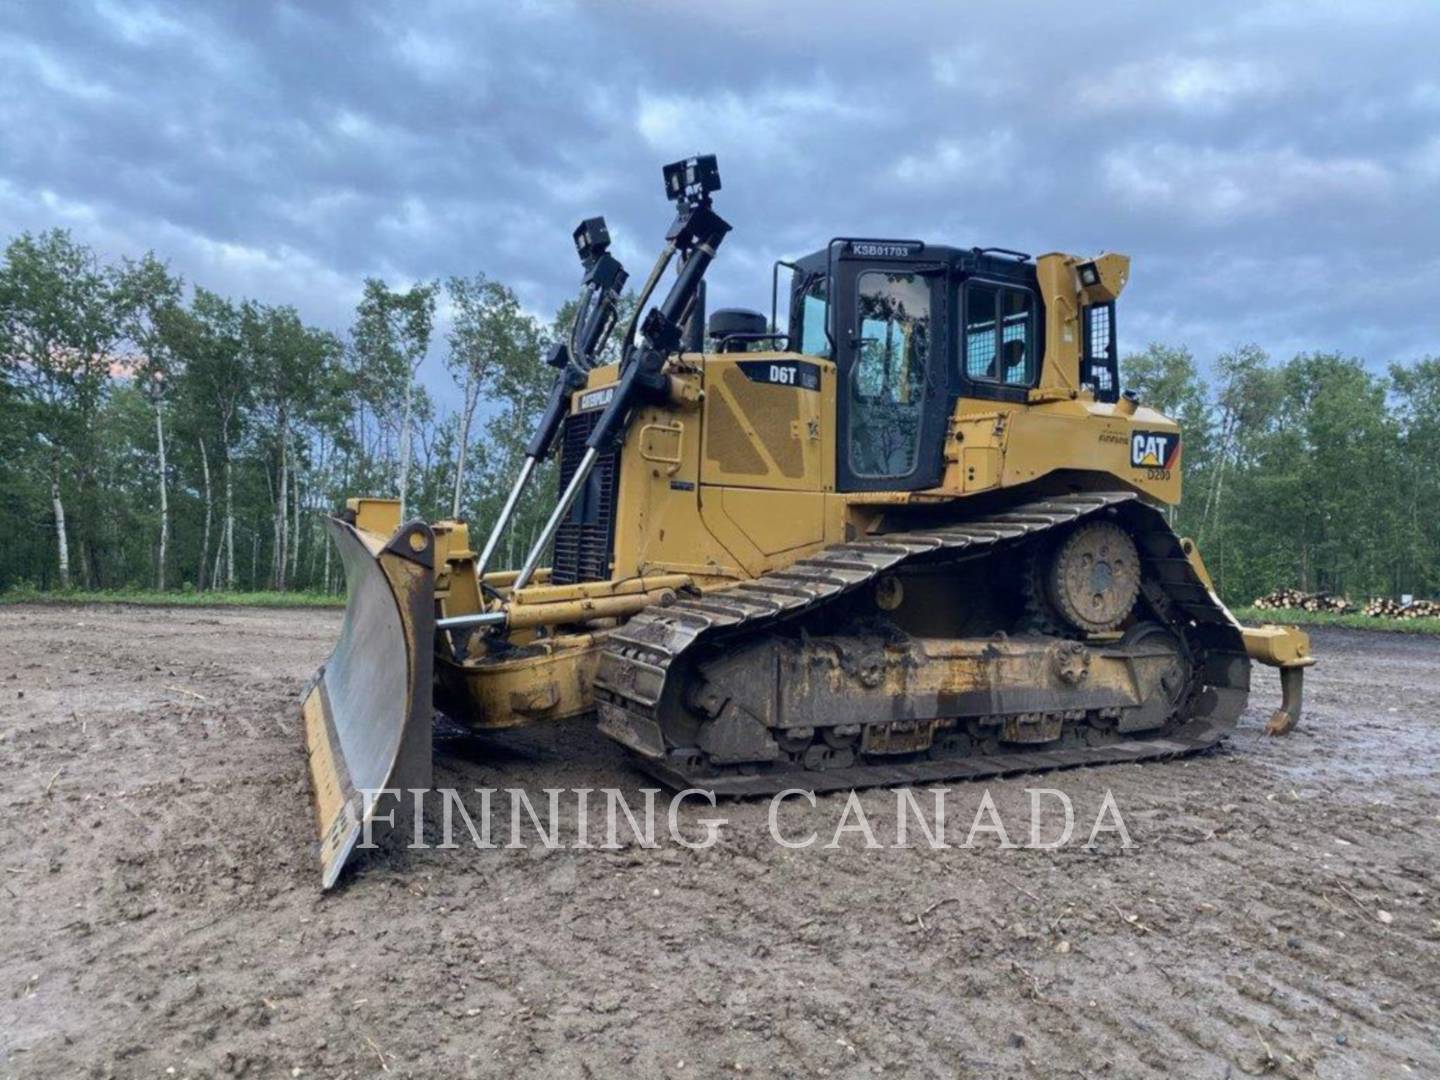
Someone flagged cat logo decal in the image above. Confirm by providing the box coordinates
[1130,431,1180,469]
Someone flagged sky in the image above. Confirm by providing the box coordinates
[3,0,1439,408]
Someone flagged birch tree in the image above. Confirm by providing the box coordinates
[248,301,342,590]
[350,278,438,521]
[115,252,185,589]
[1201,345,1278,545]
[444,273,529,518]
[176,288,249,589]
[0,230,120,589]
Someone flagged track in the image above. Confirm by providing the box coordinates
[595,491,1251,793]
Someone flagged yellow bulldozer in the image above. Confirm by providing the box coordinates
[302,155,1315,887]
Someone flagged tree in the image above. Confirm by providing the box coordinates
[481,304,555,565]
[114,252,185,588]
[246,301,342,590]
[1390,357,1440,596]
[1215,353,1396,600]
[1200,344,1283,545]
[6,217,1440,611]
[0,230,123,588]
[350,279,438,520]
[1121,342,1213,535]
[444,273,537,519]
[1285,353,1397,596]
[175,288,250,589]
[1122,342,1211,440]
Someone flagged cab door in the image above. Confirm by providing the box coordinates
[832,249,949,492]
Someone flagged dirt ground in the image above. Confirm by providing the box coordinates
[1,604,1437,1079]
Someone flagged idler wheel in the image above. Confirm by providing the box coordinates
[1047,521,1140,634]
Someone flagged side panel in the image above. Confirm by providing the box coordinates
[608,351,840,582]
[697,487,828,576]
[948,411,1011,493]
[939,398,1182,504]
[694,352,836,576]
[605,356,833,583]
[608,393,745,582]
[719,489,827,555]
[700,353,834,492]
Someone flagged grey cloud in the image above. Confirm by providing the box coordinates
[2,0,1437,410]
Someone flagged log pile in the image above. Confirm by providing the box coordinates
[1363,597,1440,620]
[1251,589,1355,614]
[1252,589,1440,620]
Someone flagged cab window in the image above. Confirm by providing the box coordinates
[964,282,1035,388]
[798,275,830,358]
[849,270,930,478]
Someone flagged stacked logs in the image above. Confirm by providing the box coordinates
[1254,589,1440,620]
[1252,589,1355,614]
[1363,597,1440,620]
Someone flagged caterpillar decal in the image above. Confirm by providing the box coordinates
[1130,430,1180,469]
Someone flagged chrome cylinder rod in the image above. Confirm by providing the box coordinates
[513,446,597,590]
[474,455,537,580]
[436,610,507,631]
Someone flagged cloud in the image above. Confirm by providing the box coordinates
[930,44,996,91]
[0,0,1437,405]
[0,39,115,101]
[892,131,1019,187]
[636,81,883,160]
[91,0,185,45]
[1411,136,1440,181]
[1102,143,1393,223]
[1410,82,1440,110]
[1080,57,1283,114]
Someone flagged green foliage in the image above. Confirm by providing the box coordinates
[1389,357,1440,597]
[443,273,544,519]
[1,227,1436,617]
[1122,342,1214,539]
[1230,607,1440,636]
[1185,351,1410,604]
[0,584,343,608]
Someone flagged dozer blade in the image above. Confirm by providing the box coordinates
[301,516,436,889]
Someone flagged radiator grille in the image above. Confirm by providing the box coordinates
[719,367,803,478]
[551,409,619,584]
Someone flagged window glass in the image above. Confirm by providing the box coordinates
[798,276,830,357]
[964,283,1034,388]
[849,271,930,478]
[1082,302,1118,402]
[965,283,998,380]
[1000,289,1033,385]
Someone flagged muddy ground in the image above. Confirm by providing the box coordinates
[0,605,1437,1079]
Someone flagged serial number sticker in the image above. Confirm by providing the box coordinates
[577,386,615,412]
[849,241,921,258]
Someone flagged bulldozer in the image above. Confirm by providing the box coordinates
[302,155,1315,888]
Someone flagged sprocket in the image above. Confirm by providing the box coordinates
[1046,520,1140,634]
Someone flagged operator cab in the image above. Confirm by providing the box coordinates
[780,240,1120,493]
